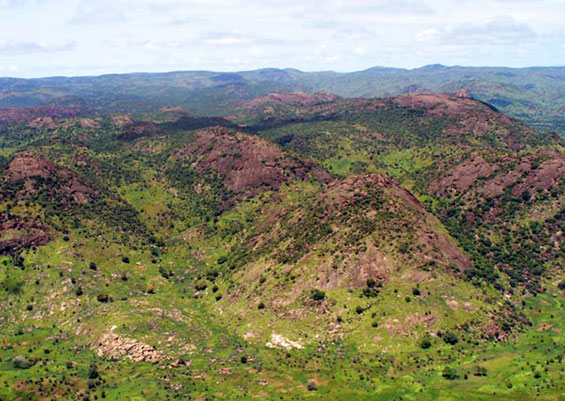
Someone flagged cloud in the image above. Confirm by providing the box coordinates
[198,31,288,47]
[68,8,125,24]
[416,16,536,45]
[0,40,74,56]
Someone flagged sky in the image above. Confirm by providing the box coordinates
[0,0,564,78]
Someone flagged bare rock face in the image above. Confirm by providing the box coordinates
[5,152,98,204]
[428,156,496,197]
[0,212,50,253]
[94,331,169,364]
[430,151,564,200]
[456,89,472,98]
[178,126,333,194]
[244,92,340,108]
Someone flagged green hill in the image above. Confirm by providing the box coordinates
[0,92,563,400]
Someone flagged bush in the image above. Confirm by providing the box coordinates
[88,365,100,379]
[97,294,109,303]
[3,277,23,294]
[310,289,326,301]
[356,306,364,314]
[420,339,432,349]
[474,366,487,376]
[195,280,207,291]
[412,287,421,296]
[307,380,317,391]
[443,331,459,345]
[258,302,265,310]
[442,367,458,380]
[89,262,97,271]
[121,256,130,264]
[240,356,247,364]
[12,355,31,369]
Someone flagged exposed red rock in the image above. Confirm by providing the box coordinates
[0,105,85,123]
[428,156,496,197]
[511,156,565,197]
[177,126,333,194]
[4,152,98,204]
[244,92,340,108]
[0,212,50,253]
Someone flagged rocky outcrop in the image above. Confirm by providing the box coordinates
[0,212,50,253]
[4,152,98,204]
[244,92,340,108]
[178,126,333,194]
[94,331,169,364]
[428,156,496,197]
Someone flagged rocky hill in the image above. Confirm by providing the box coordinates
[0,92,562,400]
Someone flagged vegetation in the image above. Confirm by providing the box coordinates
[0,89,562,400]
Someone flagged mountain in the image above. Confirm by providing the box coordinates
[0,92,563,400]
[1,65,564,136]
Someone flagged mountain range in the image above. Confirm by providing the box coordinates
[1,65,564,136]
[0,74,563,400]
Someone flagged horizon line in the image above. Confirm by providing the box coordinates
[1,63,565,81]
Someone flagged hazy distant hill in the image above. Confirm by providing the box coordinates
[1,65,564,135]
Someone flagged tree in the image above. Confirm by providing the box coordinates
[420,338,432,349]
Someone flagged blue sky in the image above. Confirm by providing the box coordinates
[0,0,564,77]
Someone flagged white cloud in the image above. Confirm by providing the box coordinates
[0,0,563,77]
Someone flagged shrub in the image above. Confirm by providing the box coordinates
[307,380,317,391]
[121,256,130,264]
[89,262,97,271]
[356,306,364,314]
[195,281,207,291]
[258,302,265,310]
[420,339,432,349]
[443,332,459,345]
[240,356,248,364]
[88,365,100,379]
[412,287,421,296]
[474,366,488,376]
[97,294,109,303]
[442,367,458,380]
[12,355,31,369]
[310,289,326,301]
[3,277,23,294]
